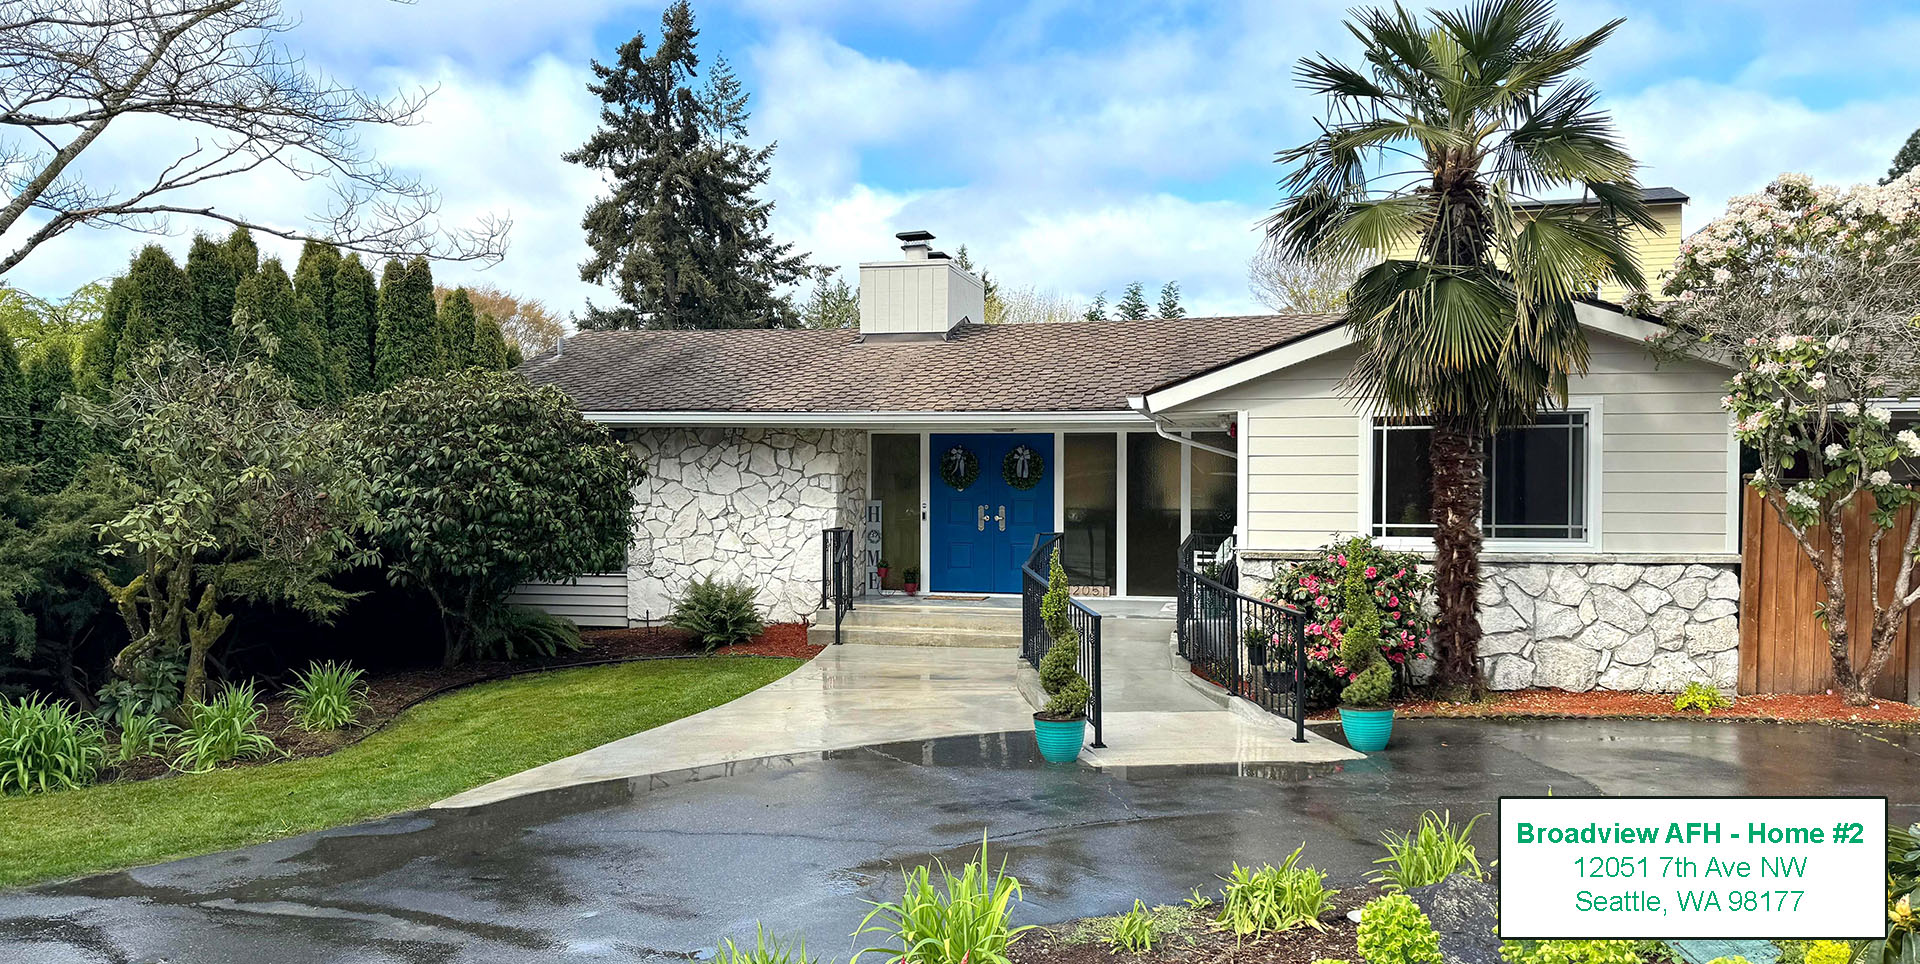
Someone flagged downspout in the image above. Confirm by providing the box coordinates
[1125,395,1237,457]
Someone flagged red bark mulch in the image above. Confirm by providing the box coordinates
[1307,688,1920,725]
[577,621,823,660]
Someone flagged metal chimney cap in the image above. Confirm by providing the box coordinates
[894,230,935,243]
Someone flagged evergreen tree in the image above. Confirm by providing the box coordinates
[223,227,260,276]
[293,241,342,335]
[23,340,89,494]
[234,258,334,405]
[1083,292,1108,321]
[330,254,379,394]
[1114,281,1150,320]
[1156,281,1186,319]
[473,316,510,369]
[82,246,194,392]
[0,320,25,464]
[566,5,810,329]
[375,257,441,387]
[506,342,525,368]
[438,287,478,371]
[184,234,241,354]
[800,272,857,329]
[953,245,1003,323]
[1887,128,1920,184]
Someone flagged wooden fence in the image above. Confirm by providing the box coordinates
[1739,486,1920,700]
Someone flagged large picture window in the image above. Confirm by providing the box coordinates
[1370,412,1590,542]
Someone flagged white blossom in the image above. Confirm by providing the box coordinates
[1868,405,1894,425]
[1897,429,1920,456]
[1872,470,1894,486]
[1826,443,1846,460]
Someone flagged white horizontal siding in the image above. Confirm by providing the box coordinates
[507,573,629,628]
[1168,331,1736,557]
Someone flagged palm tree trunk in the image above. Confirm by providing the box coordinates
[1429,414,1484,695]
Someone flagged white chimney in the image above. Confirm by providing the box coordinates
[857,229,985,339]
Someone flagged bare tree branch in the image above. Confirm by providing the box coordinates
[0,0,508,274]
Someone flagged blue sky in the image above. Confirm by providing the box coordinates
[13,0,1920,320]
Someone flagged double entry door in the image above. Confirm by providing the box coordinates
[928,433,1054,593]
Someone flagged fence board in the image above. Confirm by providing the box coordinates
[1739,487,1914,700]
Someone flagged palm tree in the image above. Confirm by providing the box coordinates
[1267,0,1658,694]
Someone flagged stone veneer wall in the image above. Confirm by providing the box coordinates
[626,427,868,623]
[1237,558,1741,693]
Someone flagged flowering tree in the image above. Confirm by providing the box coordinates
[1662,171,1920,704]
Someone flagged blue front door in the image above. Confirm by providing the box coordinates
[929,433,1054,593]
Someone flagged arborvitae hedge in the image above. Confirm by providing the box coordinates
[235,259,336,406]
[330,255,379,395]
[437,287,477,372]
[374,257,441,387]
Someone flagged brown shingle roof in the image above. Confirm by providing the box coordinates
[522,315,1343,413]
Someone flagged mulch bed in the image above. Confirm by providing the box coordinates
[1305,688,1920,725]
[1014,884,1381,964]
[100,622,822,784]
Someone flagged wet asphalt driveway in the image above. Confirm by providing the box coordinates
[4,718,1916,964]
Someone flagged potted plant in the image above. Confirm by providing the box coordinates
[1197,561,1230,617]
[902,567,919,595]
[877,558,890,581]
[1032,548,1090,762]
[1244,624,1270,668]
[1335,564,1395,751]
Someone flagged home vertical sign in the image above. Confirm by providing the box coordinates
[864,501,884,592]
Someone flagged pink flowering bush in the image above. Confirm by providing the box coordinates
[1264,536,1431,707]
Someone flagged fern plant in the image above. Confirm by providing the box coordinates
[476,605,582,660]
[670,577,766,651]
[0,694,108,794]
[286,661,371,732]
[172,682,278,773]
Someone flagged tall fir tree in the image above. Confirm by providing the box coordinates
[81,245,194,393]
[437,287,478,371]
[184,234,242,355]
[22,340,89,494]
[1114,281,1150,321]
[566,5,809,329]
[375,257,442,387]
[293,241,342,334]
[473,316,510,370]
[222,227,260,276]
[1155,281,1185,319]
[234,259,335,405]
[1083,291,1108,321]
[0,320,26,464]
[330,254,379,394]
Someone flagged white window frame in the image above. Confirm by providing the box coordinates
[1355,396,1605,554]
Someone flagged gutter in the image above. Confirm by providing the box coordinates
[1125,395,1237,458]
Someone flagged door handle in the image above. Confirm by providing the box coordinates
[996,506,1007,531]
[977,505,987,531]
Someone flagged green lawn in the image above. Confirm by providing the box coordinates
[0,656,801,889]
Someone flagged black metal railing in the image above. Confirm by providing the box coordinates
[1020,533,1104,748]
[1179,531,1239,589]
[1175,535,1307,742]
[821,526,856,644]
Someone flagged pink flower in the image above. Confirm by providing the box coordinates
[1395,568,1407,579]
[1364,566,1379,579]
[1314,595,1331,609]
[1336,554,1348,567]
[1389,595,1400,607]
[1415,652,1428,660]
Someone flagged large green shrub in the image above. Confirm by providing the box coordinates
[1337,565,1391,706]
[1356,893,1441,964]
[1036,548,1090,720]
[349,369,644,665]
[477,605,583,660]
[0,693,108,793]
[669,577,765,651]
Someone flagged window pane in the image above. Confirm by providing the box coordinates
[870,433,921,590]
[1374,422,1433,537]
[1063,433,1117,594]
[1190,430,1238,536]
[1484,413,1586,540]
[1125,432,1182,596]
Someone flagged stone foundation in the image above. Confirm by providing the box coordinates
[1238,557,1741,693]
[626,428,868,622]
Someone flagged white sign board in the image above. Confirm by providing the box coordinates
[1499,796,1885,939]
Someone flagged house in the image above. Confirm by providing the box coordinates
[522,195,1744,694]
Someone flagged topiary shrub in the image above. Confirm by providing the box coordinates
[670,577,766,652]
[1356,893,1441,964]
[1037,548,1090,721]
[1338,565,1391,707]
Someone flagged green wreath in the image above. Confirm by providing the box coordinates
[939,445,980,491]
[1003,444,1045,490]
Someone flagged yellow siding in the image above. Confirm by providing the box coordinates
[1382,201,1685,304]
[1171,330,1733,557]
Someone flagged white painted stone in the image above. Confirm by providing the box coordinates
[1642,651,1701,692]
[1573,621,1628,653]
[1692,598,1738,622]
[1641,565,1686,589]
[1707,571,1741,601]
[1591,586,1649,633]
[1533,601,1586,640]
[1481,605,1528,634]
[1505,565,1551,596]
[1612,631,1657,666]
[1589,564,1642,589]
[1481,631,1531,656]
[1484,654,1536,690]
[1532,639,1600,691]
[1547,567,1590,606]
[1668,577,1709,609]
[1481,578,1505,607]
[1685,617,1740,656]
[1598,662,1649,691]
[1628,584,1674,614]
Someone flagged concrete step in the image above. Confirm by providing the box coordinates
[807,624,1021,648]
[837,605,1021,634]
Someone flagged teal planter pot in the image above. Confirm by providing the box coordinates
[1032,715,1087,763]
[1338,706,1395,752]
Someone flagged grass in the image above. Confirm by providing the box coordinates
[0,655,801,889]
